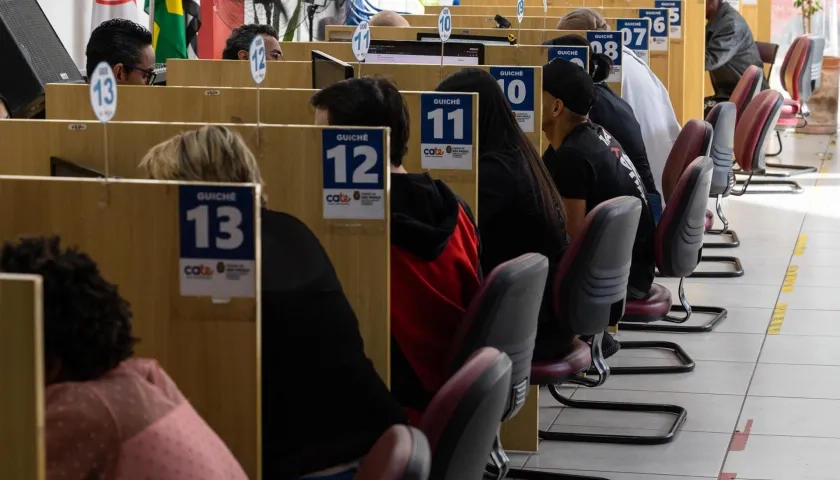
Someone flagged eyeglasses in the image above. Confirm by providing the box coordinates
[267,51,283,61]
[126,64,158,85]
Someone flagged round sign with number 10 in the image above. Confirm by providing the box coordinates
[438,8,451,42]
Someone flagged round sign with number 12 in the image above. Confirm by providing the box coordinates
[89,61,117,122]
[249,35,267,85]
[517,0,525,23]
[438,8,451,42]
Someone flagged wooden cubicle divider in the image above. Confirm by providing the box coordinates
[0,177,262,478]
[167,59,313,88]
[45,84,480,212]
[0,274,45,480]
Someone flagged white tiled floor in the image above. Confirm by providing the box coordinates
[509,131,840,479]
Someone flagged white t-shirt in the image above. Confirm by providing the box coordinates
[620,47,682,194]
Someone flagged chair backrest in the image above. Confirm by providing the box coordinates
[656,157,714,278]
[552,196,641,336]
[446,253,548,421]
[420,347,512,480]
[734,89,784,173]
[661,119,713,202]
[356,425,432,480]
[729,65,764,119]
[780,35,813,102]
[806,35,825,94]
[756,41,779,79]
[704,102,737,196]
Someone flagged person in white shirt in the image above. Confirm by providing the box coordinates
[556,8,681,195]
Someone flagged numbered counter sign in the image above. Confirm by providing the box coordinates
[179,185,257,299]
[516,0,524,23]
[420,93,474,170]
[352,22,371,62]
[249,35,267,84]
[617,19,650,64]
[322,129,385,220]
[438,8,451,42]
[654,0,682,39]
[548,46,588,70]
[490,67,535,133]
[640,9,669,51]
[89,61,117,122]
[586,32,622,84]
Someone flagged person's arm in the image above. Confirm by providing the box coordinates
[549,150,595,241]
[561,198,588,239]
[705,20,739,71]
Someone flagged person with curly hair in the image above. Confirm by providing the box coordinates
[222,23,283,61]
[0,236,247,480]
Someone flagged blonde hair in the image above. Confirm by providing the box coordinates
[139,125,266,204]
[556,8,608,31]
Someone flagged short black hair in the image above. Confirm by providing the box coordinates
[310,76,410,167]
[222,24,280,60]
[85,19,153,79]
[0,236,138,382]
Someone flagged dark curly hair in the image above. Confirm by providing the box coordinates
[222,24,280,60]
[0,236,138,382]
[85,18,153,79]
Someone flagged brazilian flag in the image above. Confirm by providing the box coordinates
[144,0,187,63]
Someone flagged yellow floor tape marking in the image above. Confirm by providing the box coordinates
[768,303,788,335]
[793,235,808,256]
[782,265,798,293]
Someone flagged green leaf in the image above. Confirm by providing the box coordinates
[283,0,302,42]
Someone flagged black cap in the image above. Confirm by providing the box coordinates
[542,58,595,116]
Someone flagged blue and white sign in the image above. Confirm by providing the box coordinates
[322,129,385,220]
[586,31,622,83]
[438,7,452,42]
[617,19,650,64]
[640,9,669,51]
[516,0,524,24]
[352,21,371,61]
[490,67,535,132]
[249,35,266,85]
[420,93,474,170]
[548,46,588,70]
[89,61,117,122]
[654,0,682,39]
[179,185,257,299]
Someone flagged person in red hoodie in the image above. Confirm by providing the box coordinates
[311,77,482,423]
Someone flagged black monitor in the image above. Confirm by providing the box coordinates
[364,40,484,66]
[416,33,515,46]
[311,50,355,89]
[49,157,106,178]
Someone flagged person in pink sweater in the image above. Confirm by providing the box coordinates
[0,236,248,480]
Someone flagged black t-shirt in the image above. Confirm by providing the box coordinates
[544,122,655,297]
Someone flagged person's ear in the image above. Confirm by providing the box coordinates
[553,98,564,118]
[112,64,127,82]
[237,50,249,60]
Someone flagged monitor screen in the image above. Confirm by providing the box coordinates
[311,50,355,89]
[416,33,515,46]
[49,157,105,178]
[365,40,484,66]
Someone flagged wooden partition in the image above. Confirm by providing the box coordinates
[167,59,313,88]
[45,85,480,210]
[0,274,45,480]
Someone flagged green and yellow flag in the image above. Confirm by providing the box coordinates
[144,0,187,63]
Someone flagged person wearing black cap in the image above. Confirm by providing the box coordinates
[541,58,656,303]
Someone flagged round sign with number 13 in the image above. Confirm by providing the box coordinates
[89,61,117,122]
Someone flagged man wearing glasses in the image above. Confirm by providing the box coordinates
[85,19,157,86]
[222,24,284,62]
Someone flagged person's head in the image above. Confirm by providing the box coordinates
[0,236,137,384]
[85,19,155,85]
[222,24,283,61]
[435,68,567,232]
[706,0,722,20]
[369,11,411,27]
[310,76,410,168]
[541,58,596,135]
[556,8,608,31]
[139,125,267,204]
[543,34,612,83]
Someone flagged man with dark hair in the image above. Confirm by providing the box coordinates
[310,77,481,422]
[222,24,283,61]
[85,19,156,85]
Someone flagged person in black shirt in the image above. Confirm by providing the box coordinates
[436,68,574,361]
[544,34,663,223]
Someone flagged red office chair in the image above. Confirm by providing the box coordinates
[730,89,787,194]
[729,65,765,119]
[356,425,431,480]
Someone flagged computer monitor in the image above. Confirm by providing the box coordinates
[416,33,515,46]
[364,40,484,66]
[311,50,355,89]
[49,157,106,178]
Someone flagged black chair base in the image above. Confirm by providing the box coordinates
[590,341,696,375]
[690,255,744,278]
[765,130,783,157]
[704,228,740,248]
[504,467,610,480]
[760,163,817,177]
[734,177,804,194]
[537,385,687,445]
[621,305,728,333]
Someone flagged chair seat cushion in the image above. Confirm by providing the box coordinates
[705,209,714,232]
[776,111,801,127]
[530,339,591,385]
[623,283,673,323]
[782,98,800,115]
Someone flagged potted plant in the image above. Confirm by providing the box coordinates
[793,0,822,34]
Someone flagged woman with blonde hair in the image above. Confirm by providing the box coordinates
[140,125,407,480]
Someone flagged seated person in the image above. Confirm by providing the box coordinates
[556,8,681,196]
[0,96,8,119]
[140,125,407,479]
[310,77,482,422]
[222,23,283,61]
[369,10,411,27]
[541,59,656,303]
[85,19,156,85]
[543,34,662,223]
[0,236,248,480]
[705,0,768,111]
